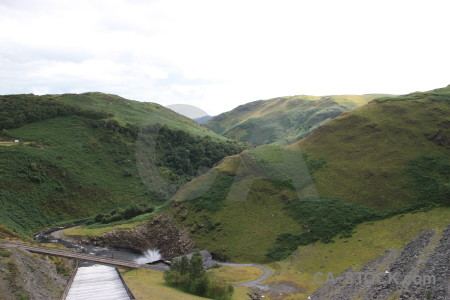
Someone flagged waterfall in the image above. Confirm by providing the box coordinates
[134,248,162,264]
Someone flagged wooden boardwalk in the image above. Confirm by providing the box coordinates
[0,242,167,272]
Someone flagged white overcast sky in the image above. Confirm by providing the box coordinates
[1,0,449,115]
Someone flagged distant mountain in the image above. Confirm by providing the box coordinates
[193,115,214,124]
[166,104,210,119]
[205,94,391,145]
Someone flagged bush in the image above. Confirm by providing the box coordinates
[92,203,153,224]
[0,94,111,129]
[266,196,381,260]
[0,191,53,235]
[94,213,104,223]
[137,124,245,185]
[101,214,112,224]
[406,155,450,205]
[0,251,11,258]
[165,252,233,299]
[123,203,143,219]
[190,175,235,212]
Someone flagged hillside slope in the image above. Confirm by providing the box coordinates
[264,206,450,299]
[0,245,75,300]
[0,93,244,236]
[205,94,389,145]
[170,87,450,263]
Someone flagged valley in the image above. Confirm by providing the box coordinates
[0,87,449,299]
[204,94,390,146]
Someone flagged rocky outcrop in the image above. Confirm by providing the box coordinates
[0,246,74,300]
[311,250,395,300]
[87,214,195,259]
[400,225,450,300]
[311,228,450,300]
[364,229,435,300]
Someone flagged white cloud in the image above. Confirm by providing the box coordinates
[1,0,450,115]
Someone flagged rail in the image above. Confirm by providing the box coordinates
[0,242,167,272]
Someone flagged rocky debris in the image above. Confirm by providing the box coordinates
[0,247,74,300]
[87,214,195,259]
[311,250,394,300]
[363,229,435,300]
[311,250,393,300]
[265,281,304,299]
[310,267,352,299]
[399,225,450,300]
[309,228,450,300]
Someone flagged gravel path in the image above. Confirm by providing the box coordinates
[217,262,271,287]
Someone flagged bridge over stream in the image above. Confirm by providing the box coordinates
[0,241,168,271]
[1,241,272,298]
[0,241,168,300]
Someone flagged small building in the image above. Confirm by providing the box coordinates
[14,140,19,143]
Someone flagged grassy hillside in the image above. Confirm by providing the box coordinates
[204,94,388,145]
[264,206,450,299]
[122,268,252,300]
[170,87,450,263]
[0,93,244,236]
[293,86,450,210]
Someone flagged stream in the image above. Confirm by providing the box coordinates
[34,224,162,264]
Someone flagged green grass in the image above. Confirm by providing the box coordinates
[205,94,386,145]
[208,266,264,285]
[374,86,450,103]
[122,269,250,300]
[294,94,450,210]
[0,191,54,236]
[63,221,143,238]
[173,177,302,263]
[264,206,450,299]
[0,93,241,236]
[172,87,450,264]
[59,92,225,139]
[9,116,147,197]
[0,224,20,239]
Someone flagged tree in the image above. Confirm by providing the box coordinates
[189,251,205,280]
[164,251,233,299]
[180,255,190,275]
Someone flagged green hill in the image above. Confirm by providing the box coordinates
[204,94,389,145]
[170,87,450,263]
[0,93,244,236]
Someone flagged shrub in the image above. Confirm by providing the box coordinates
[266,196,381,260]
[0,251,11,258]
[165,251,233,299]
[0,94,111,129]
[406,155,450,205]
[190,175,235,212]
[92,203,153,224]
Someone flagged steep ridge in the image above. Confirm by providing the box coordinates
[0,93,244,236]
[204,94,389,145]
[170,87,450,263]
